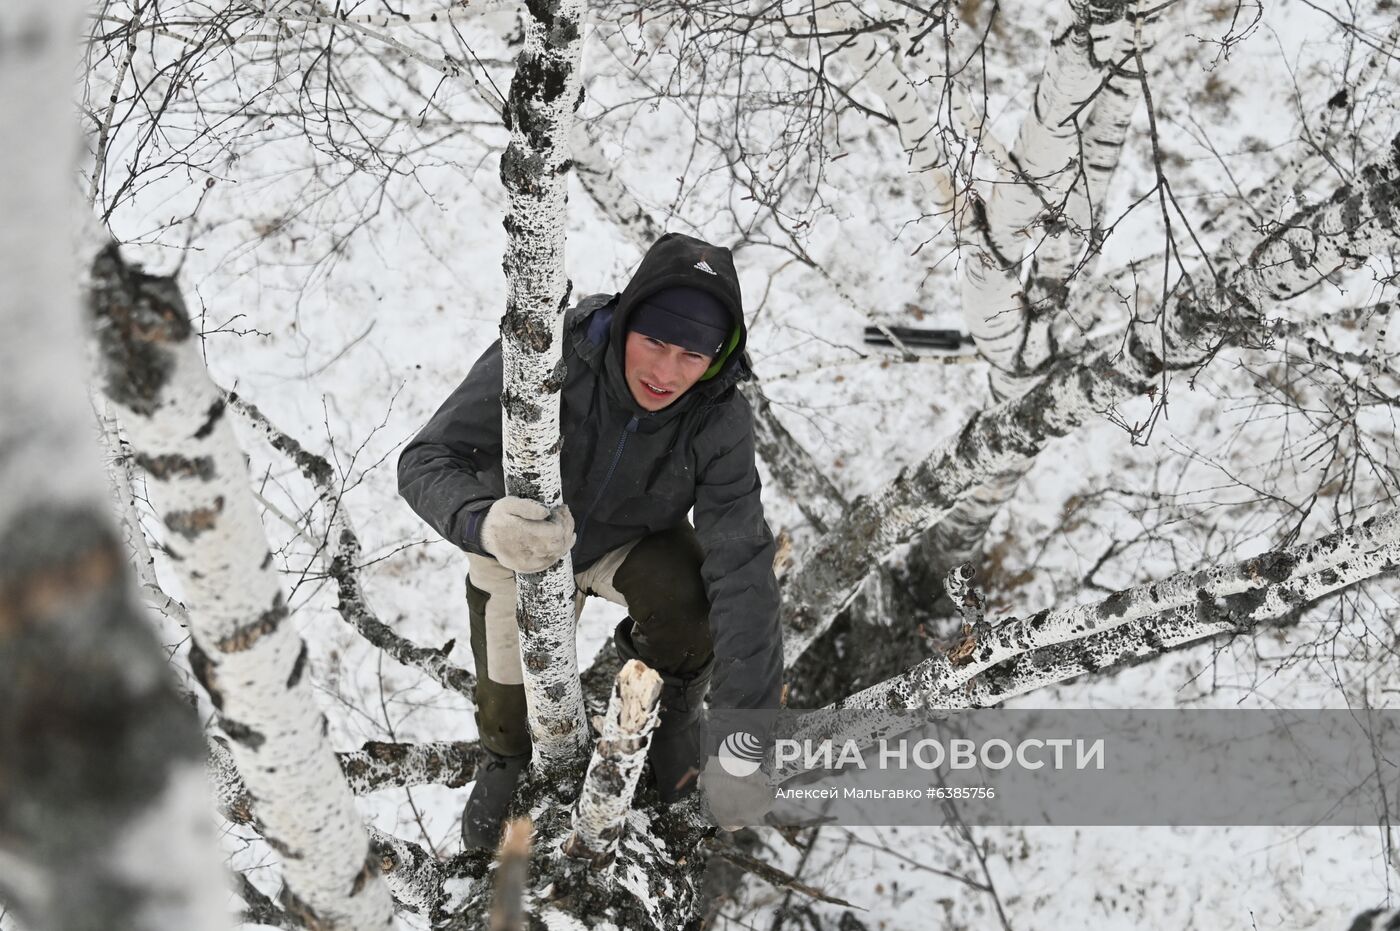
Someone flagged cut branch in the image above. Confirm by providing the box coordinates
[563,660,663,866]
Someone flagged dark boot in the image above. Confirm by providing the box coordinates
[615,617,715,802]
[461,749,530,852]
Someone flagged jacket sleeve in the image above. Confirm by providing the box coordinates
[397,339,506,555]
[693,395,784,712]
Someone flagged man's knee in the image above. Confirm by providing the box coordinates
[613,526,713,675]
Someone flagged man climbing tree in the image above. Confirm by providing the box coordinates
[398,231,784,849]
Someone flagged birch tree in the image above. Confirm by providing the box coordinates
[0,1,229,928]
[495,0,591,770]
[89,243,396,929]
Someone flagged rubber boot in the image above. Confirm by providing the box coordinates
[460,749,530,852]
[615,618,715,802]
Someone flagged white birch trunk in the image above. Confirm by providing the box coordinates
[925,0,1152,580]
[563,661,663,866]
[89,246,394,930]
[0,3,229,927]
[498,0,591,770]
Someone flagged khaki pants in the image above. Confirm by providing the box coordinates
[467,524,713,756]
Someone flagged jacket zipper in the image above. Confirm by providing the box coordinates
[576,415,640,544]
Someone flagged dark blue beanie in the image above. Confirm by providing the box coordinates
[628,286,732,357]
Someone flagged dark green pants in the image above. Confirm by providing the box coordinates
[466,524,714,757]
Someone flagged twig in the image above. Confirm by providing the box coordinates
[705,839,863,909]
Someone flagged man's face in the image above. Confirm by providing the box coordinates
[624,330,715,411]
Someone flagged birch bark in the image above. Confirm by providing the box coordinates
[89,245,394,930]
[498,0,591,770]
[0,3,228,928]
[563,661,663,866]
[777,507,1400,776]
[867,0,1156,586]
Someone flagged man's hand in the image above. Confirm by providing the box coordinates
[480,496,575,573]
[698,756,774,831]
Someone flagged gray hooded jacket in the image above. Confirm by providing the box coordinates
[397,233,783,711]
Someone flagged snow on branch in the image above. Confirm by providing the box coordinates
[782,133,1400,667]
[563,660,663,867]
[209,735,488,820]
[227,392,478,700]
[89,242,394,929]
[777,508,1400,772]
[852,508,1400,712]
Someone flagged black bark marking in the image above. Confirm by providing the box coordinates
[193,398,226,439]
[349,853,380,897]
[500,386,542,423]
[215,592,287,653]
[164,496,224,540]
[189,643,223,710]
[135,452,216,481]
[501,305,555,353]
[89,243,193,416]
[286,642,308,688]
[222,718,266,751]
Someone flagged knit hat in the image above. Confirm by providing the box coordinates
[627,286,733,357]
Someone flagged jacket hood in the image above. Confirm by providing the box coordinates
[610,233,749,388]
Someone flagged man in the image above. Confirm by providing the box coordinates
[398,232,783,849]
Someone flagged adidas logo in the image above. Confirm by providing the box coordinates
[694,260,717,276]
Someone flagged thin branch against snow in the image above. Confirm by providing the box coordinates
[704,840,862,909]
[90,243,394,929]
[563,661,663,867]
[227,393,478,699]
[237,0,519,29]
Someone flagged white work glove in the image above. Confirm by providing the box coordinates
[480,496,575,573]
